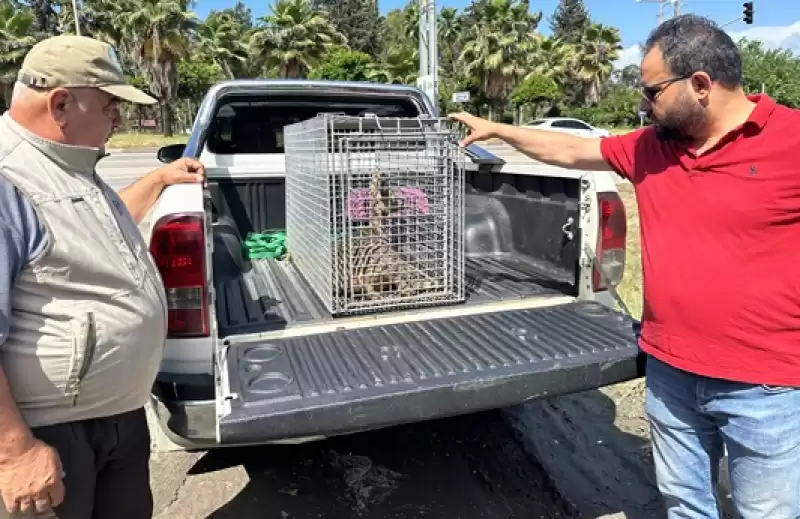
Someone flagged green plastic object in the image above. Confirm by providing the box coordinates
[243,231,288,260]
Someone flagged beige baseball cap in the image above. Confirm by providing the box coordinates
[17,34,157,105]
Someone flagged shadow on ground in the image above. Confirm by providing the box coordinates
[503,385,665,519]
[177,410,575,519]
[153,384,742,519]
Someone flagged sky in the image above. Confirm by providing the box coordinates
[192,0,800,69]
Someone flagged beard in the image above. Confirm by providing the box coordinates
[653,123,685,142]
[648,92,707,142]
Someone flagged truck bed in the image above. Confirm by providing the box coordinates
[215,253,576,337]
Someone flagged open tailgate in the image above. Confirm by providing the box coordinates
[214,299,643,444]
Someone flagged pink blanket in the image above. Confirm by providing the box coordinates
[347,187,430,220]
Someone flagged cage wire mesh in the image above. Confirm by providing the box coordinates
[284,114,466,316]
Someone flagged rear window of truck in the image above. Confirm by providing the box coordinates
[206,93,422,155]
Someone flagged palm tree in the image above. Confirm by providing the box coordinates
[28,0,57,34]
[367,44,417,85]
[248,0,346,79]
[569,22,623,104]
[437,6,461,81]
[57,0,149,82]
[402,0,419,47]
[196,11,248,79]
[122,0,197,136]
[0,0,38,108]
[458,0,542,120]
[523,34,571,81]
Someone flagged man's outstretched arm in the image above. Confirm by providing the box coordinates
[449,112,614,171]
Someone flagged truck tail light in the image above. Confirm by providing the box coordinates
[150,213,209,337]
[593,191,627,292]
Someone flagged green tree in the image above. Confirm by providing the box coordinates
[177,55,225,101]
[378,8,407,59]
[248,0,346,79]
[217,1,253,31]
[564,84,641,127]
[23,0,57,34]
[311,0,380,55]
[308,47,375,81]
[613,63,640,89]
[123,0,198,136]
[738,38,800,108]
[458,0,543,120]
[548,0,588,45]
[510,74,562,122]
[437,6,462,82]
[196,10,249,79]
[367,44,417,85]
[568,22,623,104]
[0,0,38,107]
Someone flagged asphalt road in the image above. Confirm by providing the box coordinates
[95,148,652,519]
[97,150,162,191]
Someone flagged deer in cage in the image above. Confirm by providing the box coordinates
[335,168,443,303]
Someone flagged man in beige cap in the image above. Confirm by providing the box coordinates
[0,34,204,518]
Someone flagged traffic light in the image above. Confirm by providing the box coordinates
[743,2,754,24]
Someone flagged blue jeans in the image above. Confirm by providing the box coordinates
[645,355,800,519]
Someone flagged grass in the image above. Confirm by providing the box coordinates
[616,182,643,320]
[106,132,189,149]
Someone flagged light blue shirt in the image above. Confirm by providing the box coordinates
[0,177,48,347]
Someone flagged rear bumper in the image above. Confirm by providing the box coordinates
[148,377,329,449]
[148,383,218,450]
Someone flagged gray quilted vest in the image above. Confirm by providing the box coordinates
[0,112,167,428]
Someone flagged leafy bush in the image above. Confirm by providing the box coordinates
[308,48,376,82]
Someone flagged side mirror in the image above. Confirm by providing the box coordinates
[157,143,186,164]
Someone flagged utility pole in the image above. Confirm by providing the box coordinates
[71,0,81,35]
[635,0,682,25]
[417,0,438,114]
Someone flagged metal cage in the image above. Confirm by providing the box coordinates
[284,113,466,316]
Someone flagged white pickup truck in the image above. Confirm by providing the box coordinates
[144,79,643,449]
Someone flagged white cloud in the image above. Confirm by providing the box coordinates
[728,20,800,54]
[612,20,800,70]
[615,44,643,70]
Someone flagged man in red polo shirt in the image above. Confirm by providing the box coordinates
[451,13,800,519]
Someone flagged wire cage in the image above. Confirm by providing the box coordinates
[284,113,467,316]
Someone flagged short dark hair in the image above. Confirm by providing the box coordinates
[644,14,742,88]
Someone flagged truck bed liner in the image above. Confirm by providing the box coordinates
[218,299,642,444]
[215,254,576,337]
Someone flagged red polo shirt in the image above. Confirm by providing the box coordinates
[600,94,800,386]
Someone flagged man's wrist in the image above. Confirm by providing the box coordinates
[149,167,169,188]
[491,122,511,140]
[0,429,36,464]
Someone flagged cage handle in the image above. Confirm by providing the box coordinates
[361,112,385,133]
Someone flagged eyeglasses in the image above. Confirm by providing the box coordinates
[640,76,690,102]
